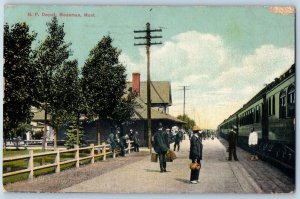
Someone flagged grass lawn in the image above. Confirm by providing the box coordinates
[3,148,96,184]
[3,149,48,157]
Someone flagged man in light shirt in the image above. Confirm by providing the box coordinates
[248,128,258,161]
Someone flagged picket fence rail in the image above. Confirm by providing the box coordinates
[3,141,134,179]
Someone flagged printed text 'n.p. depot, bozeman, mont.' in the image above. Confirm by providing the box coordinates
[27,12,95,17]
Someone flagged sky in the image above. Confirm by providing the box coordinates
[4,5,295,129]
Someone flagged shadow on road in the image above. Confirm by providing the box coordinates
[144,169,161,173]
[175,178,190,184]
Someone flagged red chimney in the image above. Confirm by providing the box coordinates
[132,73,140,96]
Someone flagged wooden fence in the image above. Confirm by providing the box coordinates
[3,141,134,180]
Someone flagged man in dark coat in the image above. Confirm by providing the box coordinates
[107,131,117,151]
[174,130,183,152]
[153,123,170,172]
[133,131,140,152]
[189,125,203,184]
[128,129,134,141]
[228,125,238,161]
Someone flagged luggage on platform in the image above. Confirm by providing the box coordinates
[151,152,158,162]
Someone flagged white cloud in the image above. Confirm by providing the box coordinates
[212,45,294,90]
[121,31,294,128]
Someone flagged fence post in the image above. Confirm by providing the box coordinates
[75,145,80,168]
[102,142,107,161]
[128,141,131,154]
[113,148,116,159]
[55,149,60,173]
[90,144,95,164]
[28,150,34,179]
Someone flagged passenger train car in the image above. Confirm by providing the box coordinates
[218,64,295,177]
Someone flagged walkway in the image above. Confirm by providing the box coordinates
[61,138,268,193]
[5,138,294,193]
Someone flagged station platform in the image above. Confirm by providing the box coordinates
[58,138,294,193]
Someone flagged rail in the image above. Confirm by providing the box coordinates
[3,140,135,179]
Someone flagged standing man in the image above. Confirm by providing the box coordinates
[128,129,134,141]
[153,123,170,172]
[166,128,172,143]
[133,131,140,152]
[189,125,203,184]
[228,125,238,161]
[174,130,183,152]
[248,128,258,160]
[188,129,192,140]
[107,130,117,152]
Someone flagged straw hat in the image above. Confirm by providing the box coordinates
[192,125,200,132]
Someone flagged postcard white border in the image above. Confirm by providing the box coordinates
[0,1,298,199]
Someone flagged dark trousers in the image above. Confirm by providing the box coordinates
[158,152,167,171]
[134,144,139,152]
[250,145,257,155]
[228,146,238,160]
[118,143,125,156]
[190,159,201,181]
[174,141,180,151]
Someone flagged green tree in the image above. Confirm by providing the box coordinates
[82,35,127,144]
[52,60,86,148]
[34,16,72,150]
[64,120,85,149]
[4,22,37,148]
[177,114,196,131]
[110,87,136,134]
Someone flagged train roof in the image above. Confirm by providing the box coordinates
[244,64,295,108]
[219,64,295,125]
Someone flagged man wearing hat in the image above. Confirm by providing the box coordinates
[153,123,170,172]
[128,129,134,141]
[189,125,203,184]
[174,129,183,152]
[228,125,238,161]
[165,128,172,144]
[133,131,140,152]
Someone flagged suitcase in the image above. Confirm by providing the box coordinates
[166,150,177,161]
[189,162,201,170]
[151,153,158,162]
[166,154,173,162]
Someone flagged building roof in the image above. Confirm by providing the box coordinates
[31,107,51,122]
[127,81,172,105]
[32,80,179,123]
[132,97,185,123]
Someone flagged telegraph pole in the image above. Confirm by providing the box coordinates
[178,86,190,120]
[134,23,162,153]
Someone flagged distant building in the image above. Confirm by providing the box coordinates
[30,73,184,147]
[128,73,172,114]
[30,107,53,141]
[81,73,184,146]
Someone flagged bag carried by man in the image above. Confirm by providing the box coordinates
[166,150,177,162]
[189,162,201,170]
[151,152,158,162]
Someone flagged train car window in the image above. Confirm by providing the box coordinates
[256,105,260,123]
[252,109,255,124]
[268,98,272,116]
[279,89,286,118]
[287,84,295,118]
[272,95,275,115]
